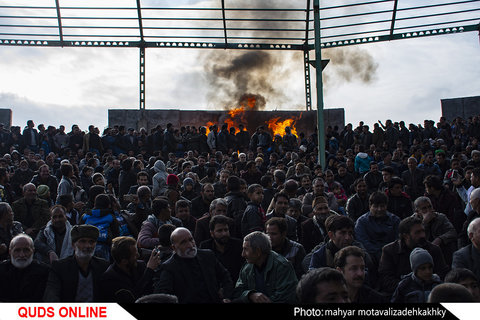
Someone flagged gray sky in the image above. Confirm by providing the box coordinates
[0,0,479,131]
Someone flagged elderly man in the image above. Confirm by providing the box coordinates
[43,224,110,302]
[459,188,480,248]
[0,202,23,261]
[232,231,298,303]
[11,183,50,239]
[452,218,480,281]
[412,196,457,265]
[34,205,74,264]
[0,234,50,301]
[153,227,233,303]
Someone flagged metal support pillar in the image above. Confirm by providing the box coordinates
[304,50,312,111]
[314,0,326,168]
[139,47,146,110]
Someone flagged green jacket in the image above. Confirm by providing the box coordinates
[12,197,50,233]
[233,251,298,303]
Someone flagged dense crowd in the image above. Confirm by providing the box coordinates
[0,114,480,304]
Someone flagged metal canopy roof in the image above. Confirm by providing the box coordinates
[0,0,478,49]
[1,0,479,167]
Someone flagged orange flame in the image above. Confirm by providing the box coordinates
[267,117,298,137]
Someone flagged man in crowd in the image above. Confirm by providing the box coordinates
[265,217,306,280]
[153,227,233,303]
[33,205,74,264]
[378,216,449,297]
[232,231,298,303]
[334,245,387,303]
[43,224,110,302]
[354,191,400,265]
[0,234,50,301]
[296,267,349,303]
[199,215,244,282]
[12,183,50,239]
[190,183,215,219]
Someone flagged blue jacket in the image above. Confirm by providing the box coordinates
[355,211,400,261]
[83,209,115,243]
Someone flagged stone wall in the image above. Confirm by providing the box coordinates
[108,108,345,137]
[0,109,12,128]
[441,96,480,121]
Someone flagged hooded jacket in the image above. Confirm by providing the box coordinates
[152,160,168,197]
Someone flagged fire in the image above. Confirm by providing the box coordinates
[205,121,215,135]
[267,117,298,137]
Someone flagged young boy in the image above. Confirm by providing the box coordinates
[240,184,265,238]
[391,247,442,303]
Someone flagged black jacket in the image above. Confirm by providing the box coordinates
[99,261,155,302]
[0,259,50,302]
[43,255,110,302]
[153,249,233,303]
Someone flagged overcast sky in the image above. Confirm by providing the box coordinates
[0,0,479,132]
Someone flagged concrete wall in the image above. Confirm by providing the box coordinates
[108,108,345,137]
[0,109,12,128]
[441,96,480,121]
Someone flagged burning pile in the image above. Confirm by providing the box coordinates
[204,94,300,138]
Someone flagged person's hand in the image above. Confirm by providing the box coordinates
[73,201,85,210]
[432,238,442,247]
[248,292,272,303]
[0,243,7,255]
[49,251,59,263]
[146,247,162,270]
[422,210,435,224]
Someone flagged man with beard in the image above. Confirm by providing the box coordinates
[34,205,74,264]
[412,196,457,266]
[99,236,161,302]
[266,192,298,241]
[378,216,449,297]
[334,246,387,303]
[190,183,215,219]
[153,227,233,303]
[302,177,338,217]
[43,224,110,302]
[300,196,339,254]
[308,215,372,272]
[452,218,480,281]
[346,178,370,223]
[194,198,232,245]
[0,234,50,301]
[199,215,244,282]
[354,191,400,265]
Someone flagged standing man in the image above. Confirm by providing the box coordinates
[232,231,298,303]
[43,224,110,302]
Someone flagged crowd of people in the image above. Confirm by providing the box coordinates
[0,114,480,304]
